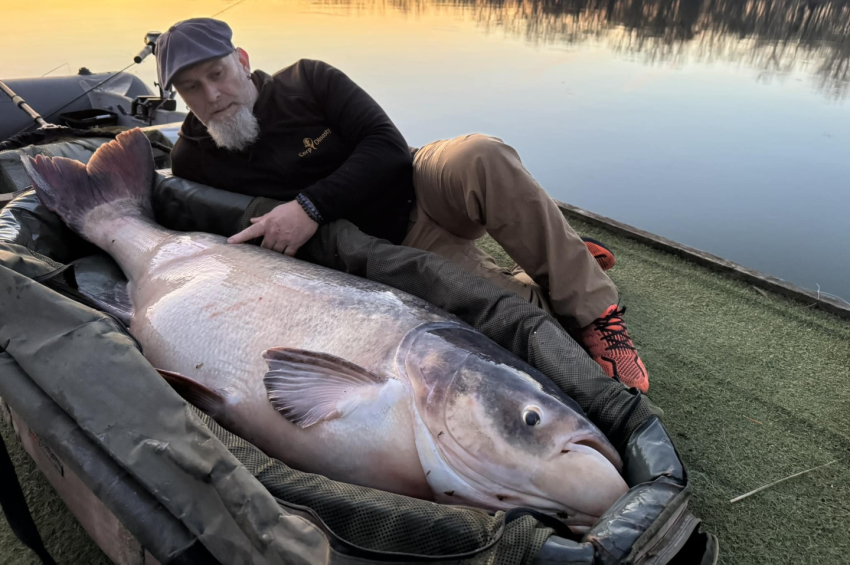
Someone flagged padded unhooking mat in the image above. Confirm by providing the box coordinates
[0,137,714,565]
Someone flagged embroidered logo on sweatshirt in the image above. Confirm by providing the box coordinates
[299,128,332,157]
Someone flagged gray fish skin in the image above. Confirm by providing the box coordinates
[22,129,628,528]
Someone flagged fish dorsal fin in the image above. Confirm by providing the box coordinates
[263,348,385,429]
[157,368,226,417]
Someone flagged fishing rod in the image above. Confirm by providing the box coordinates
[4,28,166,137]
[4,59,150,140]
[0,80,53,130]
[0,72,172,154]
[2,0,250,138]
[41,62,70,77]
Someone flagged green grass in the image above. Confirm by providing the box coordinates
[0,413,109,564]
[1,218,847,565]
[480,218,850,565]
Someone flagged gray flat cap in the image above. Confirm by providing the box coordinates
[156,18,235,89]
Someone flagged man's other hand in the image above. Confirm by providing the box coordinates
[227,201,319,256]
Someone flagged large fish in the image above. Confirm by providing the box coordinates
[22,129,628,528]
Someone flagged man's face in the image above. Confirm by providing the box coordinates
[172,50,260,151]
[171,51,255,127]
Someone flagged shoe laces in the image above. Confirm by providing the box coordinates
[591,306,635,352]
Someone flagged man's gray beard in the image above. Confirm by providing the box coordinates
[207,105,260,152]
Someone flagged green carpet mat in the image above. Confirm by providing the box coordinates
[1,216,847,564]
[0,413,108,564]
[481,218,850,565]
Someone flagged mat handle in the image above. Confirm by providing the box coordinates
[0,423,56,565]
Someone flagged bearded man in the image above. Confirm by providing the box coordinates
[155,18,650,392]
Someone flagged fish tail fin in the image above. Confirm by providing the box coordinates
[21,128,155,234]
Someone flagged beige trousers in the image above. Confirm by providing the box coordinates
[401,134,617,328]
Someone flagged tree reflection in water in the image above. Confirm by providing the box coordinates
[321,0,850,99]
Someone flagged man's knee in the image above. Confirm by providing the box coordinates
[443,134,520,179]
[458,133,505,153]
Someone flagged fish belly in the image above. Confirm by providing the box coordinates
[127,232,440,498]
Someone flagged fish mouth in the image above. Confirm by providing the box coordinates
[560,434,623,471]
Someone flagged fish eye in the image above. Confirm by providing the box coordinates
[522,406,542,426]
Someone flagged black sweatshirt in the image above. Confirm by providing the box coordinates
[170,60,415,244]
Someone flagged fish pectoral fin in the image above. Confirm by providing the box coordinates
[157,368,225,417]
[262,347,385,429]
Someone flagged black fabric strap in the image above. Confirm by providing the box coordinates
[0,426,57,565]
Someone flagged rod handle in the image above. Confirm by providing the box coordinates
[134,44,153,64]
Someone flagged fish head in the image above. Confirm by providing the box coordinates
[398,323,628,528]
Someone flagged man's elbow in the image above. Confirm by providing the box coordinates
[385,149,413,185]
[385,136,414,176]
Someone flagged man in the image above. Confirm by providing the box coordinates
[155,18,650,392]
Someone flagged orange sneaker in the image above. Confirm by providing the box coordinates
[582,237,615,271]
[574,304,649,392]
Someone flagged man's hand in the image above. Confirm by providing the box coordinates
[227,200,318,256]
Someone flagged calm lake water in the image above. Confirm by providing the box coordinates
[4,0,850,301]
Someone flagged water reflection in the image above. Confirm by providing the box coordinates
[321,0,850,99]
